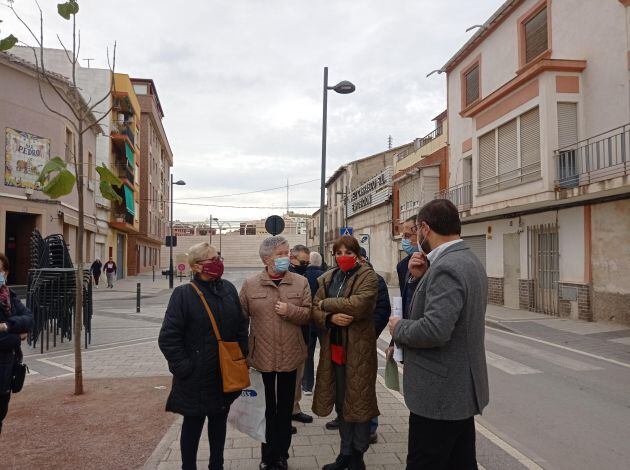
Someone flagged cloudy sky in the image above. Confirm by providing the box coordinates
[4,0,502,223]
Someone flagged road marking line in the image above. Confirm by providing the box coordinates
[26,336,159,361]
[37,358,75,372]
[476,421,544,470]
[486,351,541,375]
[374,352,543,470]
[487,326,630,370]
[45,339,158,360]
[487,334,603,371]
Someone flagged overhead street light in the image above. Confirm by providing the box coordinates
[169,176,186,289]
[319,67,355,260]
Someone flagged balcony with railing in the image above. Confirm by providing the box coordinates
[396,126,444,163]
[554,124,630,189]
[436,181,473,211]
[116,163,135,186]
[111,121,136,148]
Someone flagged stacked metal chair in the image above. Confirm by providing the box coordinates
[27,230,93,353]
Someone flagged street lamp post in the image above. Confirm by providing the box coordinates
[318,67,355,258]
[169,175,186,289]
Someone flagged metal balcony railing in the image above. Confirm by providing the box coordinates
[554,123,630,189]
[436,181,473,211]
[478,161,541,195]
[112,121,135,147]
[115,163,134,185]
[396,126,444,162]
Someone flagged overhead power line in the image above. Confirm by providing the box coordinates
[173,178,321,200]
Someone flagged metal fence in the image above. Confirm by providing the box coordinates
[436,181,472,211]
[555,123,630,188]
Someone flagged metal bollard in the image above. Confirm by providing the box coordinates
[152,266,155,282]
[136,282,141,313]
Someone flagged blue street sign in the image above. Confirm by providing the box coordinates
[339,227,353,236]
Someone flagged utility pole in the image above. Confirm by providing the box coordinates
[388,135,393,149]
[209,213,212,246]
[286,178,289,216]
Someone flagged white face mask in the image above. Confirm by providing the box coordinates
[0,272,6,286]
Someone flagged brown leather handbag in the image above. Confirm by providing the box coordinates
[191,283,250,393]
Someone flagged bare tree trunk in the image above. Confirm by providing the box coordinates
[74,123,84,395]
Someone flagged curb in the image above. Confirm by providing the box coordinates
[485,319,516,333]
[142,415,182,470]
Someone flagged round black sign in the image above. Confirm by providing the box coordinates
[265,215,285,236]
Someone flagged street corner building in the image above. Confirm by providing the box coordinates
[439,0,630,324]
[4,47,174,281]
[0,51,100,286]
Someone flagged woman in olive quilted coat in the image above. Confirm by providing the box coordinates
[312,236,379,470]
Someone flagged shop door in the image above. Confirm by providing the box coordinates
[528,224,559,315]
[503,233,521,309]
[4,212,38,285]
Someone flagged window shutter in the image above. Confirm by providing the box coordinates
[478,131,496,190]
[498,118,518,178]
[465,65,480,106]
[521,107,541,168]
[525,7,548,63]
[463,235,487,270]
[557,102,578,148]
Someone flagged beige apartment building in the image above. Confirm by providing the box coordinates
[440,0,630,323]
[128,78,173,276]
[0,52,99,285]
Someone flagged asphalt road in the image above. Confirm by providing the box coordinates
[22,268,630,469]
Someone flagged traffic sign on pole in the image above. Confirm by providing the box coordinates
[339,227,353,236]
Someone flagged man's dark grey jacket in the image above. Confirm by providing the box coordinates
[393,242,489,421]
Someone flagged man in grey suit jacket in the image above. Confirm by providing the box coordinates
[389,199,489,470]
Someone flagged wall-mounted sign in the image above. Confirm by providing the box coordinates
[4,128,50,190]
[347,166,393,218]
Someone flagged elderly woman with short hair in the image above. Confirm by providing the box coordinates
[239,236,312,470]
[159,242,249,470]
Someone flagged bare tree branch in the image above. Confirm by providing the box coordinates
[82,105,113,135]
[7,1,41,46]
[24,44,78,132]
[56,33,73,64]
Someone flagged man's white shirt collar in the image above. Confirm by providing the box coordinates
[426,239,463,265]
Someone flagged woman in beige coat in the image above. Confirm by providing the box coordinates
[239,236,311,470]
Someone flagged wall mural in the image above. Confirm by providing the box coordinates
[4,127,50,189]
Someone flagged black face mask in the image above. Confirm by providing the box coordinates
[292,263,308,275]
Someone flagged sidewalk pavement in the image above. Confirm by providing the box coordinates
[145,376,410,470]
[93,272,174,301]
[485,304,630,364]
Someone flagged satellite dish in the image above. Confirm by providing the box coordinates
[265,215,285,236]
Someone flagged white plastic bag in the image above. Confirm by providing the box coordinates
[228,369,266,442]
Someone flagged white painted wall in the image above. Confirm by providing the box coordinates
[447,0,629,211]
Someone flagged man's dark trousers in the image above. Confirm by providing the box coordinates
[407,413,477,470]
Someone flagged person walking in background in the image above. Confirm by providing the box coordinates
[159,242,249,470]
[301,251,325,396]
[389,200,489,470]
[0,253,34,435]
[288,244,314,426]
[90,258,102,289]
[312,236,379,470]
[104,257,117,289]
[240,236,311,470]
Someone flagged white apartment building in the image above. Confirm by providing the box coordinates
[441,0,630,323]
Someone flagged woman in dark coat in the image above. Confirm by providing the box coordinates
[159,242,249,470]
[0,253,33,435]
[90,258,103,288]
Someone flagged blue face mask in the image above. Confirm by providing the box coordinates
[401,238,420,256]
[273,257,290,273]
[0,273,5,286]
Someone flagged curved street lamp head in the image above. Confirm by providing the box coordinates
[465,24,487,33]
[174,180,186,186]
[332,80,356,94]
[426,69,444,78]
